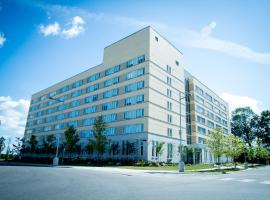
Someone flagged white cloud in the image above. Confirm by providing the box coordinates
[175,21,270,65]
[0,96,30,139]
[39,16,85,39]
[0,32,6,47]
[220,93,262,114]
[39,22,61,36]
[62,16,85,39]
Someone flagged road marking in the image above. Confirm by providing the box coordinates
[238,179,256,182]
[220,178,235,181]
[260,181,270,185]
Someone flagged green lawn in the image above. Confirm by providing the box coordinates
[115,163,216,171]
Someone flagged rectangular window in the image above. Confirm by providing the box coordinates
[105,65,120,76]
[29,113,36,119]
[45,116,54,123]
[58,95,69,102]
[86,84,99,93]
[85,94,98,103]
[49,91,57,97]
[166,65,172,74]
[204,92,212,102]
[70,100,80,108]
[197,126,206,135]
[103,89,118,98]
[167,89,172,98]
[123,124,144,134]
[196,105,205,114]
[222,119,228,126]
[103,114,117,122]
[58,103,68,111]
[83,118,95,126]
[213,99,220,106]
[124,109,144,120]
[195,95,204,104]
[215,116,222,123]
[44,126,52,132]
[167,128,172,137]
[105,127,116,136]
[207,120,215,128]
[126,68,144,80]
[205,101,213,110]
[68,121,78,128]
[84,106,97,114]
[195,86,203,96]
[102,101,118,111]
[197,115,205,125]
[72,80,83,88]
[55,123,64,130]
[68,110,80,118]
[104,77,119,87]
[81,130,93,138]
[71,89,82,97]
[56,114,65,120]
[125,95,144,106]
[167,77,172,85]
[87,73,100,83]
[47,108,55,114]
[60,85,69,93]
[167,114,172,123]
[198,137,205,144]
[27,121,35,127]
[37,119,43,125]
[207,111,214,120]
[167,101,172,110]
[220,104,226,111]
[167,143,173,159]
[223,128,228,134]
[40,95,47,101]
[126,55,145,68]
[125,81,144,93]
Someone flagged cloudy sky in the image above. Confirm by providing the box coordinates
[0,0,269,140]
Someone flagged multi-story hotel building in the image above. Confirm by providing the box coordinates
[24,26,230,163]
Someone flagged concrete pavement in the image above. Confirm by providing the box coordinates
[0,165,269,200]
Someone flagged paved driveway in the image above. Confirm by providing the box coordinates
[0,165,269,200]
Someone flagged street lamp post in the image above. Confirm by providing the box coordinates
[48,97,64,166]
[178,92,191,173]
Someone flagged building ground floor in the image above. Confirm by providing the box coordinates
[33,132,230,164]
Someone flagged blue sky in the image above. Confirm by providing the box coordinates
[0,0,270,139]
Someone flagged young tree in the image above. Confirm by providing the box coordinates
[29,135,38,153]
[156,142,165,162]
[231,107,256,147]
[253,110,270,149]
[64,126,80,159]
[0,136,6,158]
[88,115,108,161]
[42,135,56,154]
[224,134,245,168]
[206,128,226,167]
[255,139,269,163]
[12,137,24,155]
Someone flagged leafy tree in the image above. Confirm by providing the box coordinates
[0,136,6,158]
[64,126,80,159]
[224,134,245,168]
[42,135,56,154]
[255,139,269,162]
[29,135,38,153]
[253,110,270,149]
[231,107,256,147]
[88,115,108,161]
[156,142,165,162]
[12,137,24,155]
[206,128,226,166]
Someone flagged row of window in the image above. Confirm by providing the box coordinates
[195,95,227,119]
[28,81,145,119]
[197,125,229,136]
[196,105,228,127]
[196,115,227,130]
[27,100,145,126]
[195,85,227,112]
[31,55,146,105]
[30,124,144,135]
